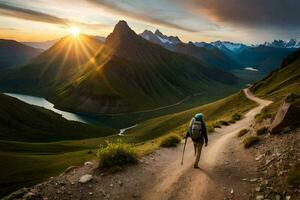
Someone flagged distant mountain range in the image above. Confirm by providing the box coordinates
[22,35,106,50]
[264,39,300,49]
[140,29,181,51]
[22,39,60,50]
[0,21,239,115]
[0,39,43,69]
[174,42,241,71]
[140,30,242,71]
[140,30,298,74]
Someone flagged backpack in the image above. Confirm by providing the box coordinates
[191,120,203,141]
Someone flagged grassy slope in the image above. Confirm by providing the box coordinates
[251,49,300,120]
[0,90,257,197]
[123,91,257,141]
[0,92,116,197]
[0,93,115,142]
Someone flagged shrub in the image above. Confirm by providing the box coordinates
[228,119,236,124]
[160,135,181,148]
[237,129,248,137]
[243,136,260,148]
[231,113,242,121]
[213,120,230,127]
[97,140,138,169]
[255,107,273,122]
[288,164,300,187]
[212,122,221,128]
[256,127,268,135]
[218,120,230,126]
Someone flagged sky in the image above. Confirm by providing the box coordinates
[0,0,299,44]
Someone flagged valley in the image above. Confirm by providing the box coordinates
[0,7,299,199]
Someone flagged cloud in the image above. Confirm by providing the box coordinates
[85,0,198,32]
[0,2,107,29]
[187,0,300,28]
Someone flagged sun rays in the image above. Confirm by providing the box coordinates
[69,26,81,37]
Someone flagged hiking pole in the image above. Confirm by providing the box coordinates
[181,137,188,165]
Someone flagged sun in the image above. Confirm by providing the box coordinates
[69,26,80,37]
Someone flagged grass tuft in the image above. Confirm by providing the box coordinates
[160,135,181,148]
[237,129,248,137]
[243,136,260,148]
[256,127,268,135]
[231,113,242,121]
[97,140,138,169]
[255,106,273,122]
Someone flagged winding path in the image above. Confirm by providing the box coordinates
[141,89,272,200]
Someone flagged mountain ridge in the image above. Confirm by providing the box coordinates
[0,39,43,69]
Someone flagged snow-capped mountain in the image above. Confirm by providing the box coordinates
[193,42,215,49]
[210,41,249,54]
[264,39,300,49]
[140,29,181,50]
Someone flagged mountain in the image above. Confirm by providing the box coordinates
[210,41,249,58]
[0,34,104,93]
[50,21,239,114]
[22,36,105,50]
[0,93,113,142]
[22,38,59,50]
[0,39,42,69]
[264,39,300,49]
[174,42,242,71]
[140,29,181,51]
[193,42,215,49]
[235,45,295,73]
[141,30,241,71]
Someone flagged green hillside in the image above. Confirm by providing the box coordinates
[0,93,115,142]
[123,91,257,141]
[251,49,300,119]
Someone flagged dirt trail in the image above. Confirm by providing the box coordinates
[142,89,272,200]
[5,89,273,200]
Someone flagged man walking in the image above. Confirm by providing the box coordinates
[186,113,208,168]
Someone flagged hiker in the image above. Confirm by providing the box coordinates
[186,113,208,168]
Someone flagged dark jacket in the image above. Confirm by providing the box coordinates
[186,118,208,144]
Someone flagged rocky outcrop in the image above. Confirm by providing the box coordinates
[269,93,300,134]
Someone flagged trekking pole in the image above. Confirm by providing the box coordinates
[181,137,188,165]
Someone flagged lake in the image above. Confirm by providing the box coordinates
[5,93,90,123]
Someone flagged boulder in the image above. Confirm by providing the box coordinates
[79,174,93,184]
[269,93,300,134]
